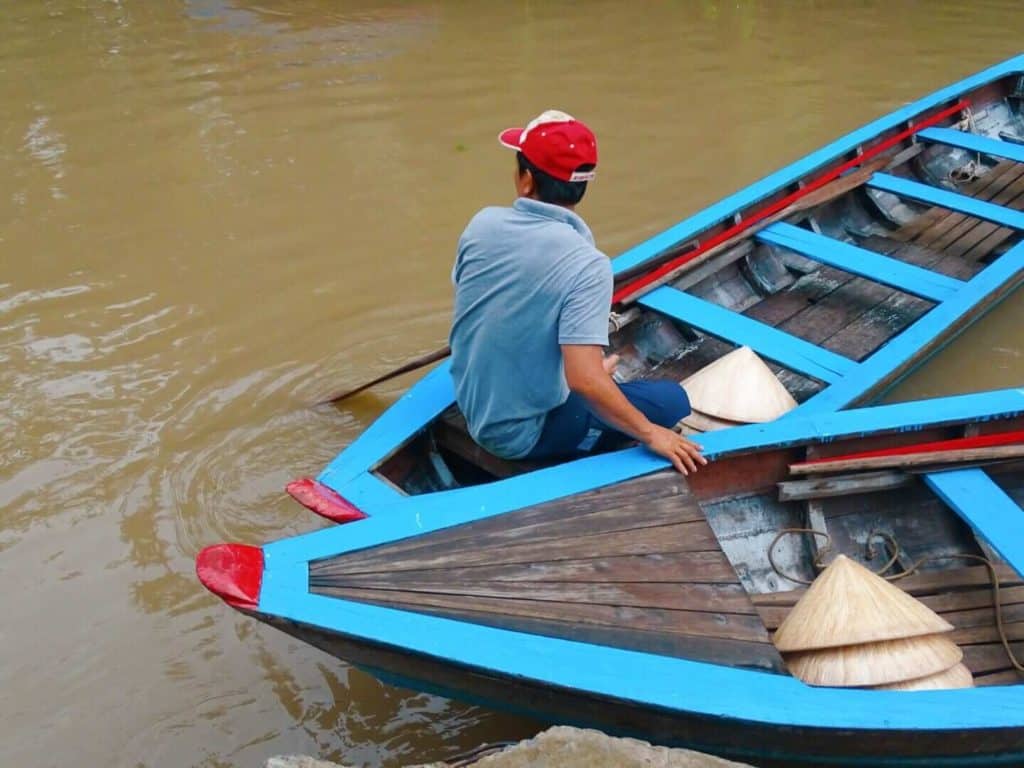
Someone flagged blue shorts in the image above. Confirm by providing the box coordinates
[525,380,691,460]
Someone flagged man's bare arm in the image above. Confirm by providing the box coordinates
[561,344,706,475]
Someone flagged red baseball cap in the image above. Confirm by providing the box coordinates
[499,110,597,183]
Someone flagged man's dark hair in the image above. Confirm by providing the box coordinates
[517,152,594,206]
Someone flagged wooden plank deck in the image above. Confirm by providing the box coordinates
[309,472,786,671]
[650,161,1024,411]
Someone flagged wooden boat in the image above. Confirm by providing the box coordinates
[197,56,1024,764]
[200,389,1024,766]
[303,55,1024,506]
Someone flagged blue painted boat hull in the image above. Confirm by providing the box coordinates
[197,55,1024,766]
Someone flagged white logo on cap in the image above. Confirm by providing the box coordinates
[519,109,576,144]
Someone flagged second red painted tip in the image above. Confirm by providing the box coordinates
[286,477,368,524]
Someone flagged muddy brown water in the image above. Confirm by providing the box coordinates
[3,2,1024,767]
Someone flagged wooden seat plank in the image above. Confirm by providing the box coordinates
[870,173,1024,231]
[639,286,855,382]
[758,223,963,301]
[918,127,1024,165]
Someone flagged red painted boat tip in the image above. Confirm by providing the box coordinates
[286,477,368,524]
[196,543,263,610]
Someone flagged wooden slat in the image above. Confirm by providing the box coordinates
[759,584,1024,632]
[918,127,1024,165]
[352,605,786,671]
[313,551,741,585]
[315,585,772,643]
[789,445,1024,475]
[777,470,914,502]
[317,519,722,577]
[889,161,1024,241]
[751,565,1024,607]
[951,620,1024,646]
[317,472,691,573]
[758,223,963,301]
[918,169,1024,259]
[963,641,1024,675]
[639,286,855,382]
[315,578,757,614]
[974,668,1024,686]
[433,417,540,479]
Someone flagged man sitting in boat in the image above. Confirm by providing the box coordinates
[449,110,706,475]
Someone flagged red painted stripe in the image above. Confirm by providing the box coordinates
[795,429,1024,468]
[611,99,971,305]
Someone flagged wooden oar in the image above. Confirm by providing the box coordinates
[318,345,452,405]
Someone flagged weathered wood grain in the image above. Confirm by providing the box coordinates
[315,585,771,642]
[313,551,741,585]
[777,470,915,502]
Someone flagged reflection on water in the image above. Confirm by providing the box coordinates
[2,1,1024,766]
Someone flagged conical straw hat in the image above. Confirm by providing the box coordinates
[681,346,797,423]
[679,408,743,433]
[873,662,974,691]
[772,555,954,652]
[784,633,963,687]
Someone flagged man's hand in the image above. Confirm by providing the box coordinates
[643,425,706,475]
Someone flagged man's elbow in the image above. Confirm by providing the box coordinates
[565,370,602,397]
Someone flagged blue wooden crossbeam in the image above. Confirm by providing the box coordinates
[918,126,1024,165]
[869,172,1024,230]
[638,286,855,382]
[758,222,963,302]
[925,468,1024,578]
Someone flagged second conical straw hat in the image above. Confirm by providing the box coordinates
[873,661,974,691]
[772,555,954,652]
[681,346,797,423]
[784,633,963,687]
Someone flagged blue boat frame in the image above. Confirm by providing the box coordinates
[247,55,1024,759]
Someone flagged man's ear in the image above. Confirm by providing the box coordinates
[516,168,535,198]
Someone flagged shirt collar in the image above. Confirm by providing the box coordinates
[513,197,594,245]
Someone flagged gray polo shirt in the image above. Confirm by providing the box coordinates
[449,197,613,459]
